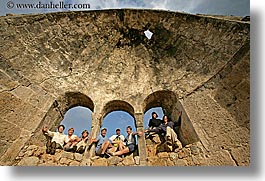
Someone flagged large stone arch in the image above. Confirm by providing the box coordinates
[27,91,95,147]
[100,100,135,126]
[88,100,137,157]
[143,90,178,117]
[143,90,199,146]
[63,92,94,113]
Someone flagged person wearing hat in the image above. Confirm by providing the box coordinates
[108,128,125,152]
[90,127,111,157]
[148,112,163,129]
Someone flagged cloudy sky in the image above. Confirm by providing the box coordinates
[0,0,250,16]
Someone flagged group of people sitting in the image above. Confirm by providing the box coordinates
[145,111,183,152]
[42,124,142,157]
[91,126,142,158]
[42,125,89,155]
[42,111,182,157]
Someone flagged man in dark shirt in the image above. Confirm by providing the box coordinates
[148,112,163,129]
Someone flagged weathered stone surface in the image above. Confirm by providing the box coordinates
[117,162,124,166]
[146,145,157,157]
[169,153,178,161]
[122,155,135,166]
[24,150,35,157]
[178,148,191,159]
[230,145,250,166]
[156,142,173,153]
[74,153,83,162]
[147,157,167,166]
[134,156,140,165]
[173,159,188,166]
[54,151,63,162]
[27,145,38,151]
[59,158,71,165]
[92,158,108,166]
[69,161,80,166]
[90,156,100,161]
[166,158,175,166]
[11,140,244,167]
[61,151,74,160]
[17,156,39,166]
[206,150,237,166]
[33,146,46,157]
[191,155,206,166]
[22,145,39,157]
[0,117,21,158]
[0,9,250,166]
[157,152,169,158]
[185,156,196,166]
[80,159,91,166]
[146,134,162,145]
[39,162,57,166]
[190,145,200,155]
[108,156,122,166]
[45,159,56,166]
[39,153,52,162]
[0,129,31,166]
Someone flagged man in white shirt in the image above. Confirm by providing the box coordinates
[42,124,66,155]
[109,128,125,152]
[63,127,79,152]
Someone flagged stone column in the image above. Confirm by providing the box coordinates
[134,112,147,166]
[81,112,101,166]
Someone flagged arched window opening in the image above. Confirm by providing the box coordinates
[143,90,199,150]
[64,92,94,112]
[60,106,92,137]
[27,92,95,148]
[143,90,177,116]
[144,105,181,155]
[93,100,140,158]
[102,111,137,140]
[100,100,137,143]
[101,100,135,123]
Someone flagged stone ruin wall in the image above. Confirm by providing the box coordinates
[0,9,250,166]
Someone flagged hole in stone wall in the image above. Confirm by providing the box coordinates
[60,106,92,136]
[144,29,153,40]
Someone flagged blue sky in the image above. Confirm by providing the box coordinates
[61,106,163,138]
[0,0,249,16]
[60,106,92,136]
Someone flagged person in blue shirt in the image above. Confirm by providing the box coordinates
[91,127,112,157]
